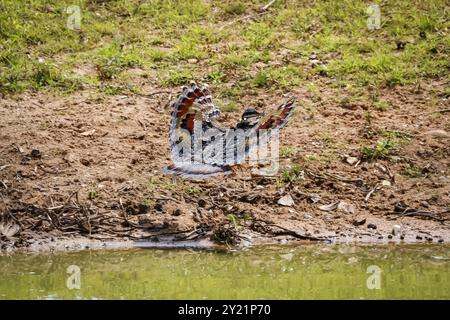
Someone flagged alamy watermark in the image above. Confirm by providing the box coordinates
[66,5,81,30]
[366,265,382,289]
[66,265,81,290]
[367,4,381,30]
[171,123,281,176]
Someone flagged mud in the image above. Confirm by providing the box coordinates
[0,80,449,252]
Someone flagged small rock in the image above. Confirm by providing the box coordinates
[337,201,355,214]
[346,156,358,165]
[392,224,401,236]
[154,202,164,212]
[198,198,207,207]
[80,129,96,137]
[381,180,391,187]
[172,208,182,216]
[278,194,295,207]
[310,59,321,67]
[420,201,430,208]
[80,158,90,166]
[188,59,198,64]
[416,235,423,240]
[64,153,76,163]
[30,149,41,158]
[352,217,366,226]
[307,194,321,204]
[367,223,377,230]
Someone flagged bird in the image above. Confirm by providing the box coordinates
[164,82,297,179]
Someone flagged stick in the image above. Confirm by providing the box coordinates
[260,0,276,12]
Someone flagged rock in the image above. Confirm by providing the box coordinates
[278,194,295,207]
[198,198,207,208]
[80,129,96,137]
[381,180,391,187]
[346,156,359,165]
[367,223,377,230]
[187,59,198,64]
[154,201,164,212]
[0,221,20,237]
[420,201,430,208]
[80,158,90,166]
[64,153,77,163]
[416,235,423,240]
[307,194,321,204]
[337,201,355,214]
[392,224,401,236]
[352,217,366,226]
[30,149,41,158]
[310,59,321,67]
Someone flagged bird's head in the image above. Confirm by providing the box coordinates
[241,108,261,126]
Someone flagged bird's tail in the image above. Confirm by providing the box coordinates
[163,163,231,180]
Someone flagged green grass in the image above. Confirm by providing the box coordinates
[361,139,399,160]
[0,0,448,95]
[279,165,304,184]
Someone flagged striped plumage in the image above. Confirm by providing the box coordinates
[164,82,297,179]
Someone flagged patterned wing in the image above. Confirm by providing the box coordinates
[166,82,230,179]
[224,97,297,165]
[169,82,214,137]
[254,96,297,132]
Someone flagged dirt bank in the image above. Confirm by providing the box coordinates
[0,81,449,252]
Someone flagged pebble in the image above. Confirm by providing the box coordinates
[392,224,401,236]
[346,156,359,165]
[367,223,377,230]
[278,194,295,207]
[337,201,356,214]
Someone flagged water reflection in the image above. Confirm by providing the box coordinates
[0,244,448,299]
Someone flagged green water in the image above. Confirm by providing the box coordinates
[0,244,449,299]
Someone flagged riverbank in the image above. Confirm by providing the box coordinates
[1,83,449,253]
[1,1,449,252]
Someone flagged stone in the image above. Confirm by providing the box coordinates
[278,194,295,207]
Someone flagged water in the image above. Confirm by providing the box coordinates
[0,244,448,299]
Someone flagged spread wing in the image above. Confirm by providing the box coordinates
[167,82,229,179]
[254,96,297,132]
[165,83,297,179]
[225,96,297,164]
[169,82,214,137]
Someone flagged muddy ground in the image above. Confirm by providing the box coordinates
[0,79,449,252]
